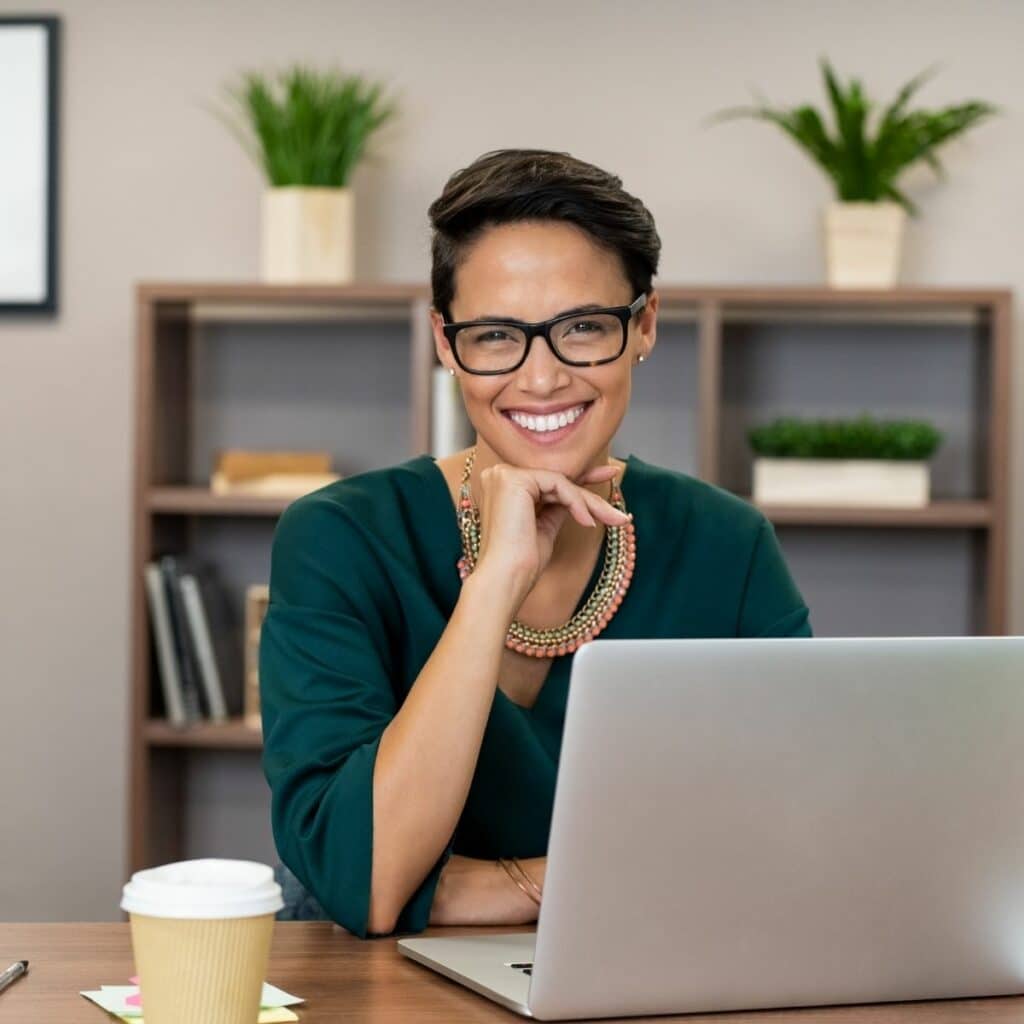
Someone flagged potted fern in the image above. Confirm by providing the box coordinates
[749,416,943,508]
[711,59,997,288]
[219,65,397,284]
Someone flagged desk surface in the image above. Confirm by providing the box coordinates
[3,922,1024,1023]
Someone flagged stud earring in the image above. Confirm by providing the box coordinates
[637,355,646,364]
[449,368,455,376]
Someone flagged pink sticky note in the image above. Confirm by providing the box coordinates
[126,991,142,1007]
[129,977,139,984]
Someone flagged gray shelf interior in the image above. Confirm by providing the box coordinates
[720,321,988,498]
[614,322,699,473]
[777,526,985,638]
[191,319,414,482]
[184,750,277,864]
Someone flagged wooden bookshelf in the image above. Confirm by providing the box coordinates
[128,283,1012,875]
[144,717,263,749]
[147,486,295,516]
[748,500,993,529]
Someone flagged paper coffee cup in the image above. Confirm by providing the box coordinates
[121,858,283,1024]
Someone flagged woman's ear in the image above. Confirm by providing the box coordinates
[430,307,457,374]
[636,290,659,363]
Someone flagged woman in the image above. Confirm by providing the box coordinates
[259,149,812,939]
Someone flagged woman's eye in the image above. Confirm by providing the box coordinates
[567,320,602,335]
[471,329,513,343]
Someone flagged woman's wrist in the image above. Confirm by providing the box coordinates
[430,855,538,926]
[458,562,532,623]
[498,857,543,907]
[493,858,541,924]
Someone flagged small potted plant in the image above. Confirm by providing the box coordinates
[710,59,997,288]
[218,65,397,284]
[748,415,943,508]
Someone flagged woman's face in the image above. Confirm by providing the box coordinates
[430,220,658,479]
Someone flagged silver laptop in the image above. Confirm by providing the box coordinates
[398,636,1024,1020]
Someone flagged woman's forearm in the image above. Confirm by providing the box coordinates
[368,568,524,934]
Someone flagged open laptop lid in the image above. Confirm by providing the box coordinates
[528,637,1024,1020]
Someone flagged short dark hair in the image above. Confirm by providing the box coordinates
[428,149,661,321]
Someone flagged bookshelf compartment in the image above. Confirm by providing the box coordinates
[182,750,276,863]
[191,318,416,484]
[719,320,989,500]
[614,321,699,475]
[775,526,986,637]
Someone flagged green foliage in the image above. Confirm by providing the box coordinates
[708,58,998,215]
[748,416,942,460]
[216,65,398,187]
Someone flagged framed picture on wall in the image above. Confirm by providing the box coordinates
[0,16,59,314]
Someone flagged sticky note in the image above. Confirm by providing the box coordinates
[81,981,303,1022]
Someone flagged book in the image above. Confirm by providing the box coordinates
[180,573,229,723]
[159,556,203,724]
[244,584,271,729]
[143,563,187,728]
[210,450,340,497]
[210,471,340,497]
[431,365,472,456]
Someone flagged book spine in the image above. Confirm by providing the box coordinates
[431,365,472,457]
[180,573,229,723]
[159,556,203,723]
[143,563,187,728]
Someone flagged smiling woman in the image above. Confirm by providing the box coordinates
[257,149,813,939]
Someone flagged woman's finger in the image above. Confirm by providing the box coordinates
[578,464,620,485]
[536,472,624,528]
[580,487,630,526]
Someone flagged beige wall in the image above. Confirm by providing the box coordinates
[2,0,1020,920]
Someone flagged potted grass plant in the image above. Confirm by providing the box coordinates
[218,65,397,283]
[749,416,943,508]
[710,59,997,288]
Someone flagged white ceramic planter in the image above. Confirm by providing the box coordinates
[261,186,354,284]
[753,457,930,508]
[824,201,906,289]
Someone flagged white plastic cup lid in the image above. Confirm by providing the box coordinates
[121,859,284,919]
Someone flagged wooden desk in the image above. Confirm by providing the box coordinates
[3,922,1024,1023]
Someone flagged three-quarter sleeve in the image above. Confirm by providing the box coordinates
[737,518,813,637]
[258,494,452,938]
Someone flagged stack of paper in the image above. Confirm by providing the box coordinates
[80,978,304,1022]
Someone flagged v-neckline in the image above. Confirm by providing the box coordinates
[416,453,637,714]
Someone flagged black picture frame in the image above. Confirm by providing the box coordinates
[0,15,60,315]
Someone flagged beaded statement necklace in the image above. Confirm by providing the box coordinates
[456,448,636,658]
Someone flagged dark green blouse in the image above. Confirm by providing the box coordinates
[259,454,812,938]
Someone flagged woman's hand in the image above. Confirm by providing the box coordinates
[473,462,629,608]
[429,855,547,927]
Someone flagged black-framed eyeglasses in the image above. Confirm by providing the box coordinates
[443,293,647,375]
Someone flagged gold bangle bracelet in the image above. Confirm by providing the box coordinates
[509,857,543,901]
[498,858,541,906]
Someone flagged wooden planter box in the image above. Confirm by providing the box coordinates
[824,201,906,288]
[753,457,930,508]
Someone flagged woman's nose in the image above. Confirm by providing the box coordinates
[515,332,568,392]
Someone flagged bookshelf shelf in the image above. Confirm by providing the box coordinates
[148,487,294,517]
[144,717,263,749]
[129,282,1012,876]
[749,499,993,529]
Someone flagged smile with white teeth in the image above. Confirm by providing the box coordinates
[507,403,588,433]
